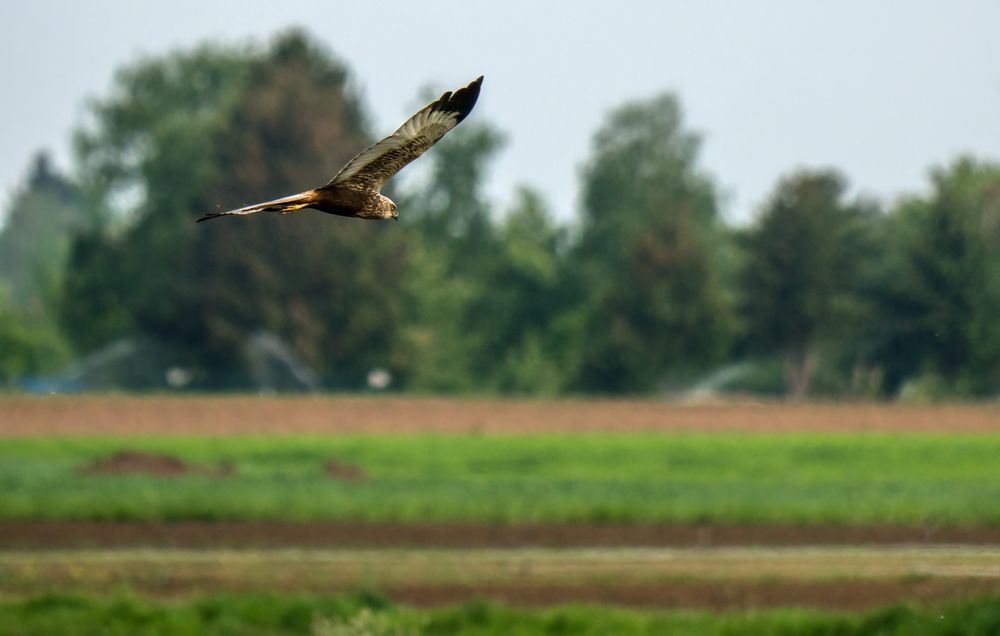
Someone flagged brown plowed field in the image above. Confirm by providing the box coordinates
[2,395,1000,435]
[5,521,1000,550]
[4,547,1000,610]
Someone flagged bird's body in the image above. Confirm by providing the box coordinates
[197,75,484,223]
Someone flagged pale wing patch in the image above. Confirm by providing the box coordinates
[326,76,482,192]
[328,107,460,189]
[395,107,459,143]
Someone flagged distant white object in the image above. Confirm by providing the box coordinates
[367,368,392,390]
[165,367,192,389]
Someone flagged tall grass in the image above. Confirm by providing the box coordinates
[2,593,999,636]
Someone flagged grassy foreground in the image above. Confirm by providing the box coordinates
[2,593,999,636]
[3,432,1000,524]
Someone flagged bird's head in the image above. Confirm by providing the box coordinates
[379,195,398,220]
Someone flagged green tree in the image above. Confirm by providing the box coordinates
[63,31,407,388]
[740,169,875,397]
[63,39,254,356]
[0,153,80,381]
[182,34,406,386]
[476,187,573,393]
[404,119,506,257]
[0,301,70,384]
[571,93,735,393]
[394,120,507,392]
[0,153,86,316]
[871,157,1000,396]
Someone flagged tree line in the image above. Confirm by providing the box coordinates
[2,30,999,398]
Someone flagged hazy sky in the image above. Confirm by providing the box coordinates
[2,1,999,222]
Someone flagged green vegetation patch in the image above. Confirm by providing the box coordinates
[2,593,1000,636]
[3,432,1000,524]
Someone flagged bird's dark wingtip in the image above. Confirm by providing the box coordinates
[444,75,484,123]
[468,75,484,95]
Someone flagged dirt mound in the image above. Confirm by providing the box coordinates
[323,459,366,481]
[79,450,234,477]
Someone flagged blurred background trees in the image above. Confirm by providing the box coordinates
[58,31,407,389]
[868,158,1000,397]
[2,30,999,398]
[738,170,877,397]
[392,117,509,392]
[0,153,82,381]
[570,94,735,393]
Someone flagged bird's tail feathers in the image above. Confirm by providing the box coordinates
[196,191,316,223]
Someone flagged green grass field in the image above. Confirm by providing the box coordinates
[4,432,1000,524]
[2,593,999,636]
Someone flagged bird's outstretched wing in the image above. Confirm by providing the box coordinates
[325,75,483,192]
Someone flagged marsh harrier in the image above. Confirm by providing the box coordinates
[197,75,484,223]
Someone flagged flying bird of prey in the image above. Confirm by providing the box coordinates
[196,75,484,223]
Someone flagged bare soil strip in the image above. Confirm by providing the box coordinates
[3,395,1000,436]
[4,548,999,610]
[4,521,1000,550]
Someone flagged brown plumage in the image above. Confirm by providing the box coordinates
[196,75,484,223]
